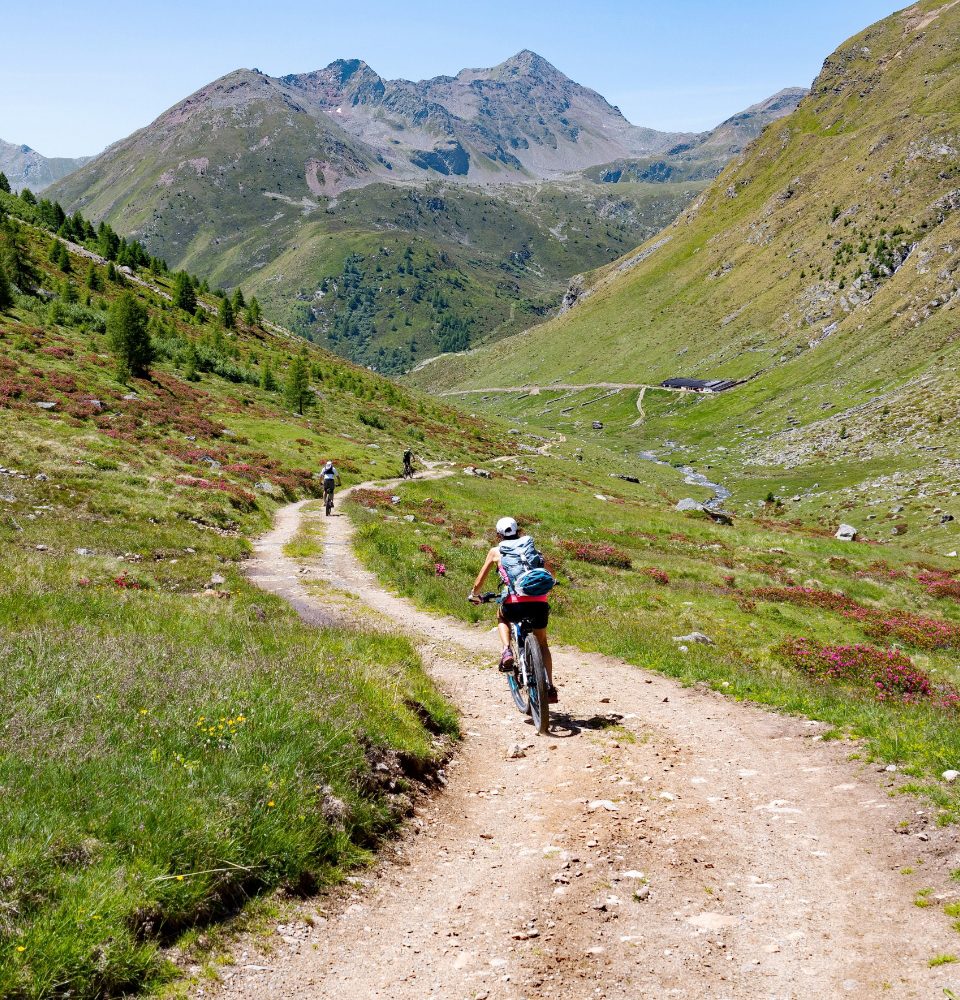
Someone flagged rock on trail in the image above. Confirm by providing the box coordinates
[222,477,960,999]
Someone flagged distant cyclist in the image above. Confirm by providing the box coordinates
[402,448,417,478]
[321,459,341,505]
[468,516,557,703]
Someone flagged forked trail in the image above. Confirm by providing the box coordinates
[227,477,960,999]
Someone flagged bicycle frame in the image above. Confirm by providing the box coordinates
[475,592,548,731]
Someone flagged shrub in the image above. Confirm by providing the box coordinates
[561,540,632,569]
[642,566,670,585]
[777,637,960,710]
[752,585,860,613]
[351,488,395,510]
[845,609,960,650]
[916,568,960,600]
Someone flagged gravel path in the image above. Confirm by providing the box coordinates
[217,479,960,999]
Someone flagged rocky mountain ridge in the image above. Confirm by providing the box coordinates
[0,139,91,192]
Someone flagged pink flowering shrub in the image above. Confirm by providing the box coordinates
[752,586,860,613]
[777,637,960,710]
[562,540,632,569]
[843,608,960,650]
[916,568,960,600]
[435,563,447,577]
[642,567,670,585]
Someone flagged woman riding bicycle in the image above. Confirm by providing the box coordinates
[468,516,557,704]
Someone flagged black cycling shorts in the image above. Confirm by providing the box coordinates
[500,600,550,630]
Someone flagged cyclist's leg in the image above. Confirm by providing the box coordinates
[496,605,514,669]
[532,627,553,684]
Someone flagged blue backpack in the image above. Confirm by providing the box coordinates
[499,536,555,596]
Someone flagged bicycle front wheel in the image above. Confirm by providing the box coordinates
[525,634,550,735]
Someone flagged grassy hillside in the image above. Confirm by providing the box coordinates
[52,143,708,372]
[0,195,510,997]
[411,0,960,514]
[344,442,960,825]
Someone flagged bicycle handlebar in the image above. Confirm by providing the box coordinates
[468,591,500,604]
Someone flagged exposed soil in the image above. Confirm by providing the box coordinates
[220,478,960,999]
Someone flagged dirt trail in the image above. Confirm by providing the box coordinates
[223,481,960,999]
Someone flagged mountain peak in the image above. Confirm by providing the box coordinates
[487,49,566,81]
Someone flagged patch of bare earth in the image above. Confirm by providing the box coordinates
[217,483,960,999]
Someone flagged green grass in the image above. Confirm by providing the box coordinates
[929,954,958,967]
[0,225,503,997]
[346,455,960,819]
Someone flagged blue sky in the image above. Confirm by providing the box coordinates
[3,0,904,156]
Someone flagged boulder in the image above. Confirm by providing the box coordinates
[705,508,734,526]
[676,498,702,512]
[34,401,57,410]
[672,632,714,645]
[835,524,858,542]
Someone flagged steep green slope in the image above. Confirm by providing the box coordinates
[412,0,960,509]
[0,194,509,996]
[47,57,800,372]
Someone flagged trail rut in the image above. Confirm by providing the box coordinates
[221,480,960,999]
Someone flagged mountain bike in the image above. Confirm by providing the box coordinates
[475,593,550,735]
[324,487,334,516]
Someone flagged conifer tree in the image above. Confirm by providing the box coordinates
[184,342,200,381]
[0,225,33,290]
[232,287,245,312]
[283,349,313,415]
[19,188,36,206]
[85,262,102,291]
[220,295,234,329]
[260,360,277,392]
[0,172,9,194]
[0,266,12,310]
[97,222,119,261]
[61,279,78,304]
[172,271,196,313]
[245,296,263,326]
[107,292,153,380]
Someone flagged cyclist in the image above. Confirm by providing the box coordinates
[321,459,341,506]
[402,448,416,478]
[468,516,557,704]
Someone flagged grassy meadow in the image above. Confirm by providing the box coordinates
[0,209,509,996]
[348,450,960,820]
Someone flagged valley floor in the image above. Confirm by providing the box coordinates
[214,480,960,999]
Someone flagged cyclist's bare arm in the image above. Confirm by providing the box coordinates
[468,547,500,601]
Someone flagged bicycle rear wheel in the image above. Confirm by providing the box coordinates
[525,633,550,735]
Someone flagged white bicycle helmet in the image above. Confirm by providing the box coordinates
[324,460,334,471]
[496,516,518,538]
